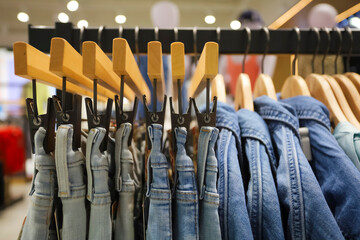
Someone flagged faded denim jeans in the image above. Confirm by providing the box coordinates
[114,123,135,240]
[173,127,199,240]
[146,124,172,240]
[55,124,86,240]
[86,127,112,240]
[21,127,56,240]
[197,126,221,240]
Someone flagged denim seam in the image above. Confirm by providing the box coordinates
[294,109,330,129]
[176,199,198,203]
[223,132,231,240]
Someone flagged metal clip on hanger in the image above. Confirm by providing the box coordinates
[143,37,167,150]
[188,28,219,129]
[169,41,192,153]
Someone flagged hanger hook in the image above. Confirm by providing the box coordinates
[345,27,353,72]
[321,27,330,74]
[242,27,251,73]
[119,25,123,38]
[311,27,320,73]
[333,27,342,74]
[193,27,198,62]
[174,27,178,42]
[154,26,159,41]
[292,27,300,75]
[79,26,85,54]
[98,25,105,50]
[135,26,140,65]
[216,27,221,44]
[261,27,270,74]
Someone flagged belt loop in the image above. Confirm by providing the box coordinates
[55,125,71,197]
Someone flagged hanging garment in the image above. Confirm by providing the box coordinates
[86,127,112,240]
[333,121,360,171]
[114,123,135,240]
[146,124,172,240]
[281,96,360,239]
[237,109,285,240]
[55,124,87,240]
[254,96,344,240]
[211,102,253,240]
[197,126,221,240]
[21,127,56,240]
[173,127,199,240]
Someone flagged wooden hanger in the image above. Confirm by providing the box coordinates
[345,73,360,92]
[112,38,150,99]
[211,74,226,103]
[253,27,277,101]
[188,42,218,98]
[147,41,165,99]
[49,37,119,100]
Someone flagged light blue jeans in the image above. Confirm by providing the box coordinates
[197,126,221,240]
[86,127,112,240]
[173,127,199,240]
[55,124,87,240]
[146,124,172,240]
[21,127,56,240]
[114,123,135,240]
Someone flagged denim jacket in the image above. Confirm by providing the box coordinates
[254,96,343,240]
[282,96,360,239]
[237,109,285,240]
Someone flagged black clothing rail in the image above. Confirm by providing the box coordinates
[28,22,360,55]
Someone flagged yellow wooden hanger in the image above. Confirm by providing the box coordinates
[112,38,150,99]
[253,27,277,101]
[148,41,165,100]
[13,41,106,101]
[49,37,119,100]
[234,27,254,111]
[211,74,226,103]
[171,41,185,103]
[280,28,311,99]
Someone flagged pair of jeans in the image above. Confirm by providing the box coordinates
[173,127,199,239]
[55,124,87,240]
[146,124,172,240]
[211,102,252,240]
[254,96,343,240]
[86,127,112,240]
[282,96,360,239]
[21,127,56,240]
[237,109,285,240]
[114,123,135,240]
[197,126,221,240]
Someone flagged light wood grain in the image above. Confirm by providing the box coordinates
[234,73,254,111]
[253,74,277,100]
[333,74,360,127]
[211,74,226,103]
[49,37,117,100]
[112,38,150,99]
[280,75,310,99]
[188,42,219,98]
[306,73,347,126]
[13,41,106,102]
[82,41,134,100]
[171,42,185,101]
[147,41,165,98]
[345,72,360,94]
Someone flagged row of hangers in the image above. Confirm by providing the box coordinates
[14,27,219,155]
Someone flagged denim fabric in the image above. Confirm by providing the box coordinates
[86,127,112,240]
[173,127,199,240]
[197,126,221,240]
[333,121,360,171]
[21,127,56,240]
[211,102,253,240]
[237,109,285,240]
[254,96,343,240]
[146,124,172,240]
[55,124,87,240]
[114,123,135,240]
[282,96,360,239]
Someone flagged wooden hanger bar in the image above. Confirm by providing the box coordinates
[234,73,254,111]
[188,42,218,98]
[112,38,150,99]
[147,41,165,98]
[211,74,226,103]
[171,42,185,101]
[49,37,116,100]
[82,41,134,100]
[13,42,106,102]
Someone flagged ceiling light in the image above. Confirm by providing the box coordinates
[115,15,127,24]
[17,12,29,23]
[67,0,79,12]
[204,15,216,24]
[77,19,88,28]
[58,12,69,23]
[230,20,241,30]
